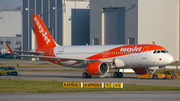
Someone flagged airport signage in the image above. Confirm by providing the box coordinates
[104,82,113,88]
[84,82,104,88]
[63,82,83,88]
[63,82,123,88]
[113,83,123,88]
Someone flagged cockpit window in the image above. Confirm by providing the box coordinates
[153,50,156,54]
[166,50,169,53]
[161,50,166,53]
[153,50,168,54]
[157,50,160,53]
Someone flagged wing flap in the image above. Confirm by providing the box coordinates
[13,50,44,55]
[15,54,85,61]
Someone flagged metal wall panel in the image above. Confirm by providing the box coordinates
[22,0,62,51]
[43,0,48,26]
[35,0,41,15]
[50,0,55,38]
[56,0,63,45]
[22,0,28,51]
[71,9,90,45]
[138,0,179,60]
[103,8,125,45]
[90,0,138,45]
[28,0,35,51]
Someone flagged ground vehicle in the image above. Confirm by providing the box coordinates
[0,67,18,76]
[5,54,21,59]
[137,69,178,79]
[0,53,11,58]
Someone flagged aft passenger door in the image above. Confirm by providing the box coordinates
[141,47,149,59]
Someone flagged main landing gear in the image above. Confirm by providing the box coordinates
[82,72,92,78]
[114,69,123,78]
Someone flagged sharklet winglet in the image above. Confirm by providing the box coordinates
[5,41,15,55]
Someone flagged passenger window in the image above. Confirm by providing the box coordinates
[157,50,160,53]
[153,50,156,54]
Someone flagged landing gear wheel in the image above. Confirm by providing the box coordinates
[82,72,92,78]
[82,72,88,78]
[87,75,92,78]
[114,72,119,78]
[118,72,123,78]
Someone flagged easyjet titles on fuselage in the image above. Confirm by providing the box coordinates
[120,46,142,52]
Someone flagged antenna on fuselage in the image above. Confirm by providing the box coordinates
[152,41,156,45]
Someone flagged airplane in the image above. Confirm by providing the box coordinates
[5,14,174,78]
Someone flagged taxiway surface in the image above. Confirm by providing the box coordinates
[0,91,180,101]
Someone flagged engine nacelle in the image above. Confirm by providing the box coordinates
[133,67,157,75]
[86,61,109,75]
[114,59,125,67]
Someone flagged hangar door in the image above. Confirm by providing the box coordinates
[103,8,125,45]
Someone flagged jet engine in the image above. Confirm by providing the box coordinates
[86,61,109,75]
[133,67,157,75]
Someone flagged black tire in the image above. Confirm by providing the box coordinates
[118,72,123,78]
[153,75,158,79]
[82,72,88,78]
[87,75,92,78]
[15,72,18,76]
[7,72,11,76]
[114,72,119,78]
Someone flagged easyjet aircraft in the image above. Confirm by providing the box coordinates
[5,14,174,78]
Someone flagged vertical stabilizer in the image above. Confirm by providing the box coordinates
[32,15,58,48]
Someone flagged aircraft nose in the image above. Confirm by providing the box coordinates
[167,54,174,64]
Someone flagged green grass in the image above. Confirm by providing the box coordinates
[38,63,51,65]
[0,79,180,93]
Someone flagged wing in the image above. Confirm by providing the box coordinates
[5,41,114,64]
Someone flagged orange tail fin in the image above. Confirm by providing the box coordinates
[32,14,58,48]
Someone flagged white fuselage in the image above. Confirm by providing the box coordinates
[53,45,173,68]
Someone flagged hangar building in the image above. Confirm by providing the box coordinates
[0,0,180,61]
[22,0,90,52]
[90,0,179,60]
[0,3,21,53]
